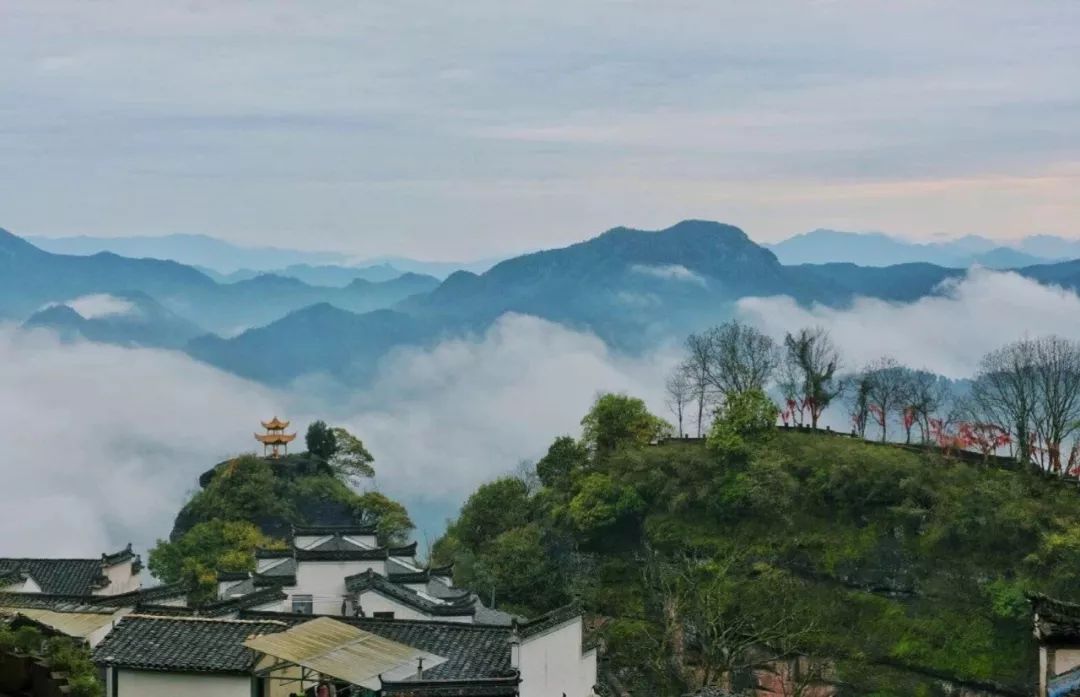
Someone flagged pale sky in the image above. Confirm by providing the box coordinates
[1,1,1077,260]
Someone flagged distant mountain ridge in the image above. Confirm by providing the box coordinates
[23,291,205,349]
[27,232,501,278]
[10,221,1080,387]
[0,227,440,336]
[766,228,1078,268]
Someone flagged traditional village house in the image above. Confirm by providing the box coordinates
[90,609,599,697]
[0,544,142,596]
[1032,593,1080,697]
[219,524,513,624]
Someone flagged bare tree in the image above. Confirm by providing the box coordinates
[644,552,816,693]
[700,321,779,398]
[847,372,871,438]
[1031,336,1080,473]
[971,339,1038,466]
[898,369,951,444]
[863,357,907,442]
[780,327,843,429]
[665,367,694,438]
[682,334,714,437]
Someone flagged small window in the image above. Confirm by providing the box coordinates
[373,611,395,620]
[291,594,313,615]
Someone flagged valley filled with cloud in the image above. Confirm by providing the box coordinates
[5,269,1076,560]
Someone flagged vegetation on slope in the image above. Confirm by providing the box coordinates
[434,392,1080,695]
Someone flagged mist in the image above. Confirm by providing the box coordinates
[7,270,1070,559]
[738,268,1080,379]
[0,315,675,558]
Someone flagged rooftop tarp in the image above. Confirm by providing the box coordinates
[245,616,446,689]
[2,607,121,641]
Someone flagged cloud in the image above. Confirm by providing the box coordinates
[1,314,675,557]
[737,268,1080,379]
[0,326,284,557]
[630,264,707,286]
[65,293,137,319]
[0,1,1077,253]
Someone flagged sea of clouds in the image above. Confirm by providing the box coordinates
[5,269,1080,559]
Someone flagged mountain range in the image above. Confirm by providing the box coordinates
[8,222,1080,385]
[26,232,501,278]
[767,228,1080,267]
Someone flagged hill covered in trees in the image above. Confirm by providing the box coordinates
[432,392,1080,696]
[150,422,412,600]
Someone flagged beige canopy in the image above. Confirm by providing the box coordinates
[245,616,446,690]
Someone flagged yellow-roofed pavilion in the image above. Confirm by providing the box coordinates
[255,416,296,458]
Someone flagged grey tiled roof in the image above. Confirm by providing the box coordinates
[249,558,297,589]
[389,542,418,557]
[1033,593,1080,641]
[306,535,367,553]
[240,610,514,681]
[0,592,120,613]
[346,570,475,618]
[254,548,292,559]
[515,603,582,639]
[292,524,377,536]
[0,558,110,595]
[295,546,388,561]
[101,544,139,568]
[139,587,286,618]
[92,615,287,673]
[216,571,251,582]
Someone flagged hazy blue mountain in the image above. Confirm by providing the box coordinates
[23,291,205,349]
[401,220,848,350]
[26,233,348,273]
[187,304,442,384]
[1017,235,1080,261]
[767,229,1064,268]
[199,262,406,286]
[176,271,440,335]
[355,255,503,279]
[27,232,501,278]
[0,228,439,334]
[792,263,963,302]
[0,227,218,319]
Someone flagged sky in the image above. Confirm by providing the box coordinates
[1,1,1078,259]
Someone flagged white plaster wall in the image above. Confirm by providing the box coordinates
[518,618,598,697]
[116,670,250,697]
[99,560,141,595]
[294,534,332,549]
[293,560,384,614]
[356,590,429,621]
[345,534,378,549]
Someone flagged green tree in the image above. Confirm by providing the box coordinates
[450,477,533,551]
[354,491,414,546]
[536,436,588,491]
[581,393,670,459]
[185,455,291,525]
[706,388,778,458]
[565,472,645,538]
[148,520,281,601]
[305,420,338,460]
[473,524,568,612]
[329,427,376,482]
